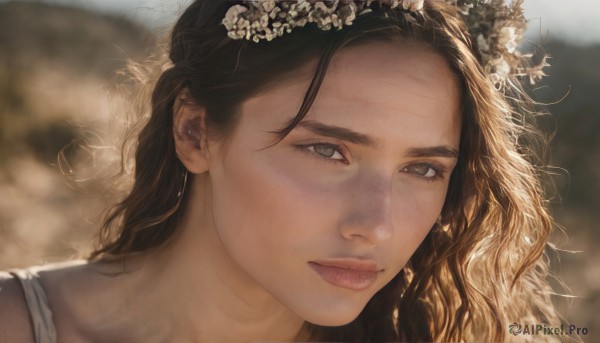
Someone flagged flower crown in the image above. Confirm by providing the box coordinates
[221,0,549,89]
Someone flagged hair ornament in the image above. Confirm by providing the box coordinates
[453,0,550,87]
[221,0,549,88]
[222,0,423,43]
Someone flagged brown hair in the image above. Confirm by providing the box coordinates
[90,1,563,341]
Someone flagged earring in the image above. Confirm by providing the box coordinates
[177,170,189,198]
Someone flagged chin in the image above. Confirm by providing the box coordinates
[307,312,361,327]
[298,302,364,327]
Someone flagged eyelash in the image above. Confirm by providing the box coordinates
[296,143,447,182]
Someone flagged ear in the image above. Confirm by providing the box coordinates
[173,89,211,174]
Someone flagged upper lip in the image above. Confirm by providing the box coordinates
[310,258,384,272]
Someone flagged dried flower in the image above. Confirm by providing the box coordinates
[221,0,549,88]
[402,0,424,11]
[222,0,424,43]
[498,26,518,54]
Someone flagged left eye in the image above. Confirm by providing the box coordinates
[403,164,438,178]
[307,144,345,161]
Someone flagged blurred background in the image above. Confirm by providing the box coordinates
[0,0,598,341]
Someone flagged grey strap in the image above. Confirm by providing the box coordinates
[10,269,57,343]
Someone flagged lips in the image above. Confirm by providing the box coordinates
[308,259,383,291]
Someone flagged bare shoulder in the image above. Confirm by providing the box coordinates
[0,258,147,343]
[0,271,35,343]
[34,260,95,341]
[33,259,133,342]
[0,260,93,343]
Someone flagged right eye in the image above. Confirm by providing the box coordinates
[309,144,344,160]
[296,143,348,165]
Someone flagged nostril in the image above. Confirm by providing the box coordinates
[339,216,394,246]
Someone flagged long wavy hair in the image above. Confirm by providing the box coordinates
[89,0,565,341]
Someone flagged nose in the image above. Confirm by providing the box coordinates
[339,172,394,246]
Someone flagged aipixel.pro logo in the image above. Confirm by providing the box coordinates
[509,322,588,336]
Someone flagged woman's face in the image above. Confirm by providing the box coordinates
[205,41,462,326]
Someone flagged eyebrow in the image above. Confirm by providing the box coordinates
[406,146,458,159]
[297,120,378,148]
[297,119,458,159]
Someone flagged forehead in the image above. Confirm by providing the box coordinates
[242,41,462,149]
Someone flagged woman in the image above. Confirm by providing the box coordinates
[0,0,565,342]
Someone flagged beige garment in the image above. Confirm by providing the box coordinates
[9,269,57,343]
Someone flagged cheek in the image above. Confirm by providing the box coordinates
[388,183,448,264]
[207,144,337,266]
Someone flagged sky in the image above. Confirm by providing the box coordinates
[8,0,600,45]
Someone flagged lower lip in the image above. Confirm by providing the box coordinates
[308,262,378,291]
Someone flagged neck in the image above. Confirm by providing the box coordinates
[95,172,308,342]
